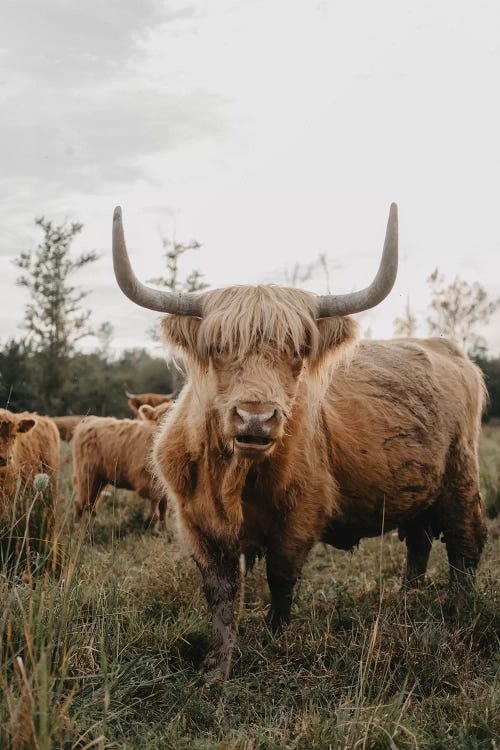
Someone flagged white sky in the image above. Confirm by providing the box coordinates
[1,0,500,353]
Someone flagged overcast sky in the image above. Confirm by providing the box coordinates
[1,0,500,353]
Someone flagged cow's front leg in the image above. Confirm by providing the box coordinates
[197,545,240,679]
[265,538,313,632]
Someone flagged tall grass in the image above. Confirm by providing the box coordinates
[0,439,499,749]
[480,426,500,518]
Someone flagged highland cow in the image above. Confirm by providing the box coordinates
[0,407,60,505]
[111,204,487,678]
[0,408,60,571]
[72,402,171,531]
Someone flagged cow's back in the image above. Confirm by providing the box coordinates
[330,337,485,429]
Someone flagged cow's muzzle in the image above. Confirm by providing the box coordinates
[232,404,282,454]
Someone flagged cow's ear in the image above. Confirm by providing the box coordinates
[0,420,12,438]
[161,316,202,354]
[310,316,358,369]
[138,404,155,421]
[128,397,141,413]
[17,418,36,433]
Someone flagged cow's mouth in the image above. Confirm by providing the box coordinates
[235,435,274,452]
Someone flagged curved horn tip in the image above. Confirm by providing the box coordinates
[113,206,122,222]
[315,203,399,319]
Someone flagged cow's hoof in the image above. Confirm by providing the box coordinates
[401,574,428,591]
[265,610,289,634]
[200,651,231,683]
[443,595,460,622]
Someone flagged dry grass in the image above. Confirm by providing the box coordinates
[480,425,500,518]
[0,435,499,749]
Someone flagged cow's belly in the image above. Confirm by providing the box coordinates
[332,445,445,533]
[321,518,398,550]
[322,459,442,548]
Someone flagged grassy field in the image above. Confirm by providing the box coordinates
[0,432,499,749]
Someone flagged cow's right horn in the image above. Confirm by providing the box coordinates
[315,203,398,318]
[112,207,205,316]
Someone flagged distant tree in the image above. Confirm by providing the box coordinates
[427,268,499,354]
[148,236,207,294]
[61,348,174,417]
[475,355,500,422]
[14,218,98,412]
[0,339,36,411]
[95,321,114,359]
[394,297,418,337]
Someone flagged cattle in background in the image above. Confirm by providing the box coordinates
[0,408,60,512]
[126,391,173,417]
[53,415,89,442]
[72,401,172,532]
[112,204,487,679]
[0,408,60,571]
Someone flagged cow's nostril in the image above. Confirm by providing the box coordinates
[234,407,245,425]
[236,407,276,424]
[0,457,6,468]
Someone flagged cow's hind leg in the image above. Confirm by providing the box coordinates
[141,491,167,534]
[73,468,106,520]
[442,492,486,593]
[401,520,433,589]
[438,445,487,603]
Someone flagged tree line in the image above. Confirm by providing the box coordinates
[1,216,500,419]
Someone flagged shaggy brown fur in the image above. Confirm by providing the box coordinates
[72,402,171,531]
[127,393,172,417]
[0,408,59,518]
[150,285,487,677]
[52,415,89,442]
[0,409,60,573]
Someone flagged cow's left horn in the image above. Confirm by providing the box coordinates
[315,203,398,318]
[112,207,205,316]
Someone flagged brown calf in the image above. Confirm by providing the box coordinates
[72,402,171,531]
[0,408,60,571]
